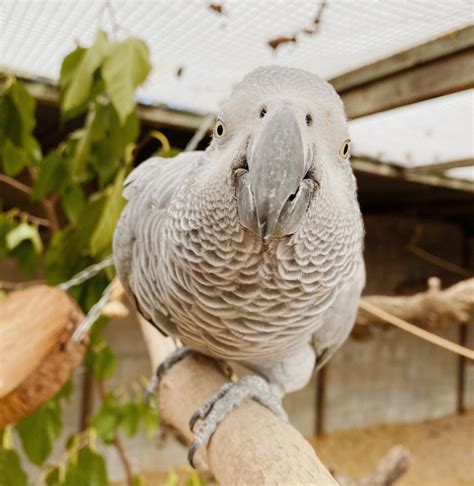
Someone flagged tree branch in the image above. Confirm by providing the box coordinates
[356,278,474,330]
[137,315,336,484]
[333,445,410,486]
[0,173,32,195]
[158,353,337,485]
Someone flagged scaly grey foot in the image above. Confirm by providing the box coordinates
[187,375,288,468]
[144,346,194,401]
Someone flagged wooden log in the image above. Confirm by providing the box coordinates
[0,285,87,427]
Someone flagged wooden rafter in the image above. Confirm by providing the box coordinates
[332,25,474,119]
[351,156,474,193]
[405,158,473,174]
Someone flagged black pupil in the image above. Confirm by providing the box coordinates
[216,124,224,136]
[260,107,267,118]
[305,114,312,126]
[343,143,349,155]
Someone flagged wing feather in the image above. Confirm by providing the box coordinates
[113,152,202,333]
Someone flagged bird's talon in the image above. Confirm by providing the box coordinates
[188,440,201,469]
[189,410,203,432]
[143,375,158,406]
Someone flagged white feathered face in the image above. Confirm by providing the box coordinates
[205,66,360,241]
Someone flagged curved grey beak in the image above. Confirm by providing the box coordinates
[238,105,307,240]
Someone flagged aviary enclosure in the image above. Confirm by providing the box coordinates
[0,1,473,485]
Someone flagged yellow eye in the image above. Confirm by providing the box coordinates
[215,120,226,138]
[339,139,351,158]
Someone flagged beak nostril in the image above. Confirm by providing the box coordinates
[288,186,300,202]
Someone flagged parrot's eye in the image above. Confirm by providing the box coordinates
[215,121,226,138]
[339,139,351,158]
[260,106,267,118]
[305,113,313,127]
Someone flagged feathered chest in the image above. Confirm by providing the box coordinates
[134,178,362,359]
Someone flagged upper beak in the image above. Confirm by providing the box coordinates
[247,105,306,240]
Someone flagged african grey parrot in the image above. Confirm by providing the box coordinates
[113,65,365,465]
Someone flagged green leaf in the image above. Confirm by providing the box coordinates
[6,222,43,254]
[60,47,87,90]
[25,136,42,163]
[132,476,144,486]
[0,448,28,486]
[16,399,62,465]
[89,393,122,444]
[62,185,86,224]
[164,470,179,486]
[63,447,108,486]
[56,378,74,401]
[102,38,151,124]
[31,152,68,200]
[185,470,207,486]
[61,31,110,114]
[90,105,139,187]
[45,193,108,284]
[0,214,16,258]
[9,79,36,143]
[70,107,97,181]
[2,139,27,176]
[142,401,160,438]
[85,340,116,380]
[45,466,62,486]
[120,402,140,437]
[89,168,126,256]
[0,80,36,151]
[10,239,41,276]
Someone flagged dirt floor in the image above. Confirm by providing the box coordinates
[312,411,474,486]
[113,411,474,485]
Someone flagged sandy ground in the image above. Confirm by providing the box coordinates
[113,411,474,485]
[312,411,474,486]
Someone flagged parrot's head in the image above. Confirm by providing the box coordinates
[206,65,360,242]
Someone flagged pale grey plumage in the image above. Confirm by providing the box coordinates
[114,66,364,434]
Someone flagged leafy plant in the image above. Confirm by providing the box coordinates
[0,30,201,486]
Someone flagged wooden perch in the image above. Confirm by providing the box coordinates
[356,277,474,331]
[139,316,336,485]
[0,286,87,427]
[158,354,337,485]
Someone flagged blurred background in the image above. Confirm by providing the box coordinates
[0,1,473,485]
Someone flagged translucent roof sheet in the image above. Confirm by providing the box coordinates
[1,0,472,112]
[349,90,474,174]
[1,1,473,178]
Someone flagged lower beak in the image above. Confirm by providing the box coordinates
[248,106,306,240]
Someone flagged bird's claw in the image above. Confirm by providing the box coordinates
[187,375,287,468]
[144,346,194,406]
[189,382,233,432]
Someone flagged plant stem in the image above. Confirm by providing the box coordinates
[97,381,134,486]
[26,168,60,233]
[0,173,32,194]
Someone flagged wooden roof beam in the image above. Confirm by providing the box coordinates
[331,26,474,119]
[404,158,473,174]
[352,156,474,193]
